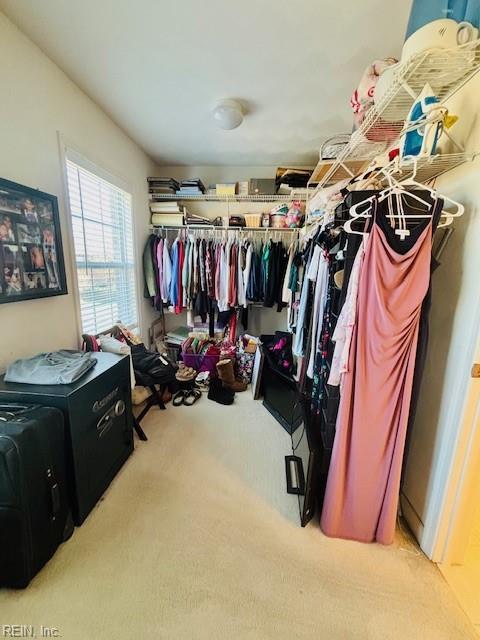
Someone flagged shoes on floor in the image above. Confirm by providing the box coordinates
[195,371,210,392]
[208,378,235,405]
[162,388,172,404]
[131,385,150,406]
[184,388,201,406]
[176,366,197,382]
[173,388,202,406]
[216,359,247,392]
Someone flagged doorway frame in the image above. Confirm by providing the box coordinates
[422,321,480,564]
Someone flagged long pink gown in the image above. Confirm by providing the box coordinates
[320,199,439,545]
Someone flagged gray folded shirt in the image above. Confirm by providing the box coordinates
[5,350,97,385]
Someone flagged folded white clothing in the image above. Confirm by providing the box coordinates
[98,335,136,389]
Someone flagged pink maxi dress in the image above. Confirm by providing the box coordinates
[320,198,440,544]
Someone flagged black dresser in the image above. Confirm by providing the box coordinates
[0,352,133,525]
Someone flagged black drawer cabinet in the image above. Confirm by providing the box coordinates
[0,352,133,525]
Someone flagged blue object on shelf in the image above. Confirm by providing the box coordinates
[406,0,480,39]
[401,92,441,158]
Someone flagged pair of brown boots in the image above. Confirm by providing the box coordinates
[216,359,247,392]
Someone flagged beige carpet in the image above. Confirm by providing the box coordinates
[0,393,476,639]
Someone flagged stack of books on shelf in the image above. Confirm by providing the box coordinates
[150,201,183,214]
[237,181,249,196]
[147,177,179,197]
[166,326,190,347]
[184,213,213,226]
[151,214,185,226]
[150,201,185,226]
[175,179,206,196]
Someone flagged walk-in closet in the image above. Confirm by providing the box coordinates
[1,1,480,638]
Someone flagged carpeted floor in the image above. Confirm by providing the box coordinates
[0,393,476,639]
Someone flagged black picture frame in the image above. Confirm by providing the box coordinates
[0,177,67,304]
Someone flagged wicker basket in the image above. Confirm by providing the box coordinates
[244,213,263,228]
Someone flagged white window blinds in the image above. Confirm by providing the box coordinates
[65,157,138,335]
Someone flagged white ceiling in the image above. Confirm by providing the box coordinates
[0,0,412,166]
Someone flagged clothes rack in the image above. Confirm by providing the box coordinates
[143,224,303,332]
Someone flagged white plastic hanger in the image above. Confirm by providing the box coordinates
[349,156,463,216]
[344,158,463,237]
[344,187,453,237]
[380,157,464,229]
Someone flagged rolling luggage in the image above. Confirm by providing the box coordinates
[0,403,70,588]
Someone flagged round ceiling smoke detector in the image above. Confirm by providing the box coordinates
[212,99,244,130]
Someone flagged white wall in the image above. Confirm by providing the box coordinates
[401,70,480,556]
[0,12,156,372]
[157,165,312,186]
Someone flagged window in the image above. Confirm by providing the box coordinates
[65,157,138,335]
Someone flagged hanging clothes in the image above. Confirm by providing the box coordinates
[287,249,303,332]
[206,240,215,299]
[225,239,231,308]
[338,232,364,312]
[152,235,162,311]
[306,245,329,378]
[175,239,184,314]
[242,242,253,308]
[194,239,209,322]
[287,252,302,333]
[310,262,335,414]
[402,250,442,481]
[292,246,313,357]
[143,230,297,323]
[228,241,238,306]
[182,237,189,308]
[199,240,206,293]
[261,241,270,302]
[281,242,296,304]
[320,197,442,545]
[218,242,229,312]
[162,239,172,304]
[246,245,261,303]
[263,241,289,311]
[156,237,164,302]
[237,241,246,307]
[143,234,157,300]
[328,240,365,389]
[169,239,179,310]
[275,242,289,312]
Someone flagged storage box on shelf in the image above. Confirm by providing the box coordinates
[308,41,480,198]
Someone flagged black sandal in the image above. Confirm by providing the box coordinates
[183,389,202,406]
[173,390,186,406]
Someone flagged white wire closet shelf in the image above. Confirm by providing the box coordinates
[149,224,301,232]
[148,191,311,203]
[377,152,474,185]
[309,40,480,190]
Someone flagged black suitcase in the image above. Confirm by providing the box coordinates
[0,403,70,588]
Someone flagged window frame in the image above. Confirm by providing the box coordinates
[59,138,142,341]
